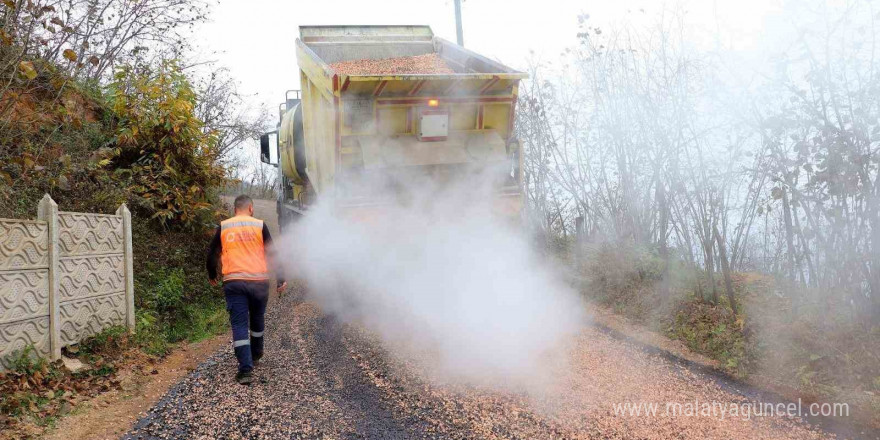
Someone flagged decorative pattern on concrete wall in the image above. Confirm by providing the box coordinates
[58,255,125,301]
[56,212,127,346]
[0,271,49,323]
[0,195,134,370]
[0,220,48,271]
[0,218,51,369]
[59,293,127,346]
[58,213,123,257]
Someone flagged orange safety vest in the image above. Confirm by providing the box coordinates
[220,215,269,282]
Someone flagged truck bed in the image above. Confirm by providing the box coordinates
[289,25,526,206]
[298,25,526,81]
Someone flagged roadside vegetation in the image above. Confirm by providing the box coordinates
[524,2,879,430]
[0,1,265,437]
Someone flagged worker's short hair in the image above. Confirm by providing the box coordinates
[234,195,254,212]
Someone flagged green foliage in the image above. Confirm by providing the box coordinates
[136,265,226,345]
[129,220,228,356]
[141,267,186,314]
[166,301,228,344]
[103,60,225,230]
[78,325,129,357]
[8,345,49,376]
[670,302,753,378]
[134,263,226,351]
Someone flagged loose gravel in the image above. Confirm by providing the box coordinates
[329,54,455,75]
[123,284,834,439]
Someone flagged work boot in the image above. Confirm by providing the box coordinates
[252,352,263,365]
[236,370,253,385]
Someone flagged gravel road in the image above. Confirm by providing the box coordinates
[122,199,841,440]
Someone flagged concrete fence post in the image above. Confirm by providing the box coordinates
[116,204,135,331]
[37,194,61,360]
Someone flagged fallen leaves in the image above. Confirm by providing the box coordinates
[0,351,130,440]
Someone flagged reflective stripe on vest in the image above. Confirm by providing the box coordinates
[220,215,268,281]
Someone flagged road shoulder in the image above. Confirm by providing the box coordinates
[40,334,227,440]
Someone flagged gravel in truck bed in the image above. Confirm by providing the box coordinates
[329,53,456,75]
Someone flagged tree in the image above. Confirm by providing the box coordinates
[105,60,225,229]
[1,0,211,81]
[194,67,269,160]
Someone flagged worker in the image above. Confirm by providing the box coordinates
[207,195,286,385]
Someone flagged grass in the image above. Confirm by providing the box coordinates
[669,300,753,376]
[131,220,229,355]
[134,269,210,355]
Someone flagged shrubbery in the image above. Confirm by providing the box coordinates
[130,221,227,356]
[103,61,226,230]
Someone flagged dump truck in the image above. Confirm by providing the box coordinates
[259,25,527,227]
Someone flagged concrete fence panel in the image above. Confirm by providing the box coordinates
[0,195,134,370]
[0,219,51,369]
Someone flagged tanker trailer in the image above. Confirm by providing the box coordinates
[259,25,527,228]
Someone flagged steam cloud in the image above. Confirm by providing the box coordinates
[276,169,586,388]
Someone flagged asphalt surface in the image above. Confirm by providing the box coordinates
[122,200,843,439]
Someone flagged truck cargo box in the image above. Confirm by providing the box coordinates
[276,25,527,216]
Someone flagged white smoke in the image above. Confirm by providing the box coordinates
[276,167,586,388]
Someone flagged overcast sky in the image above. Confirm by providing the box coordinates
[197,0,793,166]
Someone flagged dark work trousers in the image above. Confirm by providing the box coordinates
[223,280,269,373]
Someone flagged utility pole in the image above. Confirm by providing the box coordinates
[454,0,464,46]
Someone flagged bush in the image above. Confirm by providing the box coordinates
[670,301,754,377]
[582,242,672,322]
[103,60,226,230]
[0,57,118,218]
[130,220,228,355]
[142,267,186,314]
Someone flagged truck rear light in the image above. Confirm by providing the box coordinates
[418,108,449,141]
